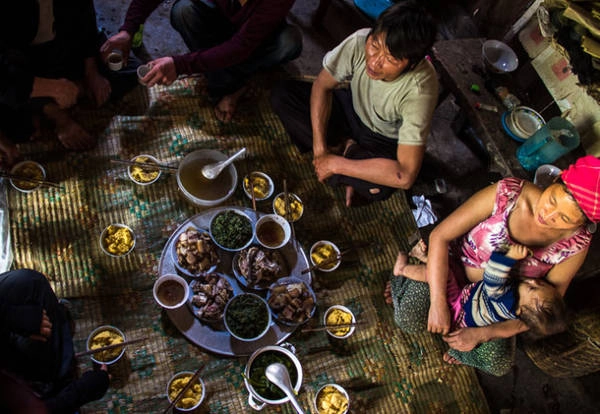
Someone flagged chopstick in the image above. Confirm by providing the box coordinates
[1,172,63,189]
[163,364,206,414]
[110,159,178,172]
[250,175,257,211]
[283,179,297,246]
[301,321,367,333]
[75,336,148,358]
[301,248,350,275]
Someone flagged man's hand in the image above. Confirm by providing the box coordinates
[85,70,111,107]
[312,153,338,181]
[30,309,52,342]
[144,57,177,87]
[100,31,132,66]
[442,327,484,352]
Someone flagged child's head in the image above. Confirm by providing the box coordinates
[517,278,568,338]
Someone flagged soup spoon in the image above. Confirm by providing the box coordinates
[265,363,305,414]
[201,147,246,180]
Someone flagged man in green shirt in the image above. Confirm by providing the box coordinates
[271,2,438,206]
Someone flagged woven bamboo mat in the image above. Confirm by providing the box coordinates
[7,76,489,413]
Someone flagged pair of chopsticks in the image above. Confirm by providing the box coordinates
[163,364,206,414]
[1,171,63,189]
[301,240,372,274]
[301,321,367,333]
[110,159,178,172]
[74,336,147,358]
[283,179,297,246]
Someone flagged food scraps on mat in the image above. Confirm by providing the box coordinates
[89,329,124,362]
[210,210,253,250]
[325,308,353,337]
[236,246,287,288]
[129,156,160,183]
[103,225,134,256]
[168,373,203,410]
[273,193,303,222]
[175,227,219,275]
[316,385,349,414]
[190,273,233,321]
[268,280,315,325]
[224,294,270,339]
[248,351,298,400]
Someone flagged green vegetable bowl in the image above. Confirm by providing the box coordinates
[209,208,255,252]
[224,293,271,342]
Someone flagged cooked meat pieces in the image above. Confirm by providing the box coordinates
[176,228,219,274]
[268,281,314,324]
[237,246,286,287]
[191,273,233,321]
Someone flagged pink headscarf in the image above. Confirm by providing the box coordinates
[561,155,600,223]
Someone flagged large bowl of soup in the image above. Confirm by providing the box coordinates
[244,344,303,410]
[176,149,238,207]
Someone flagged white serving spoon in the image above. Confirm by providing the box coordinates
[201,148,246,180]
[265,363,305,414]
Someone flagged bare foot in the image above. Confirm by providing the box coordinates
[443,352,462,365]
[343,139,357,157]
[214,86,248,123]
[384,280,393,305]
[409,239,428,263]
[44,104,95,150]
[393,251,409,276]
[345,185,354,207]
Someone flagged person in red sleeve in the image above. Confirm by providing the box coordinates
[102,0,302,122]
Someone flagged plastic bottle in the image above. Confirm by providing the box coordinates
[495,86,521,110]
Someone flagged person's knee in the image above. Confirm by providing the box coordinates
[273,25,303,63]
[170,0,195,32]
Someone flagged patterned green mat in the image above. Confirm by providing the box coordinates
[7,77,489,413]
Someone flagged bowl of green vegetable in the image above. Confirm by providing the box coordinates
[209,208,254,252]
[244,344,303,410]
[223,293,271,342]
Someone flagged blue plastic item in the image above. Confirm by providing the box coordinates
[501,111,526,143]
[353,0,394,20]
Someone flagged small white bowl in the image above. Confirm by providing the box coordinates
[127,154,161,185]
[223,293,271,342]
[153,274,189,310]
[323,305,356,339]
[314,383,350,414]
[86,325,126,365]
[99,223,136,257]
[310,241,341,272]
[166,371,206,411]
[272,192,304,222]
[10,161,46,193]
[243,171,275,201]
[255,214,291,250]
[482,39,518,73]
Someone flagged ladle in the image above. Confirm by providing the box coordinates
[201,148,246,180]
[265,363,305,414]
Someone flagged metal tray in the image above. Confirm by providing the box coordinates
[158,206,312,356]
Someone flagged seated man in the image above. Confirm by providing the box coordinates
[271,1,438,206]
[0,269,109,414]
[0,0,125,168]
[102,0,303,122]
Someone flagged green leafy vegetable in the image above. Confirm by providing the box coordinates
[248,351,298,400]
[211,210,252,249]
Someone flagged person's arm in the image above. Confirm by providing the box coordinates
[310,69,340,157]
[426,183,499,334]
[30,77,79,109]
[545,247,589,296]
[443,319,528,352]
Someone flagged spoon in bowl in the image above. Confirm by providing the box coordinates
[201,147,246,180]
[265,363,305,414]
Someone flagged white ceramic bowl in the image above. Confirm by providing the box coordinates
[209,208,254,252]
[482,39,518,73]
[323,305,356,339]
[99,223,136,257]
[176,149,238,207]
[166,370,206,411]
[272,192,304,222]
[86,325,126,365]
[153,274,189,310]
[314,383,350,414]
[127,154,161,185]
[255,214,291,250]
[243,171,274,201]
[10,161,46,193]
[223,293,271,342]
[310,240,341,272]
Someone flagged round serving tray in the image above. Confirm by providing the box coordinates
[158,206,312,356]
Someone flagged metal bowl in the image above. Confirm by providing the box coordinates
[99,223,135,257]
[223,293,271,342]
[314,383,350,414]
[166,370,205,411]
[323,305,356,339]
[309,240,341,272]
[243,171,274,201]
[127,154,162,185]
[86,325,126,365]
[10,160,46,193]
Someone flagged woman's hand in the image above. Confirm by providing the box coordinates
[29,309,52,342]
[442,327,484,352]
[427,300,451,335]
[144,57,177,87]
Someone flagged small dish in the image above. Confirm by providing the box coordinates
[323,305,356,339]
[255,214,291,250]
[173,226,219,277]
[223,293,272,342]
[86,325,126,365]
[232,246,288,291]
[272,192,304,222]
[243,171,274,201]
[9,161,46,193]
[510,106,545,139]
[209,209,254,252]
[267,276,316,326]
[310,241,341,272]
[314,383,350,414]
[188,273,238,324]
[166,371,205,411]
[127,154,161,185]
[153,274,189,310]
[99,223,135,257]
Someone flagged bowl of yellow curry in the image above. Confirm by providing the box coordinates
[243,171,274,201]
[314,383,349,414]
[323,305,355,339]
[310,240,341,272]
[166,370,205,411]
[272,192,304,222]
[127,154,162,185]
[9,160,46,193]
[86,325,126,365]
[100,223,135,257]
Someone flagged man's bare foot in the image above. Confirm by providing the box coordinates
[384,280,393,305]
[44,104,95,150]
[409,239,428,263]
[343,139,357,157]
[393,251,409,276]
[214,86,248,123]
[443,352,462,365]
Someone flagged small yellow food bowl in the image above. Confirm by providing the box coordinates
[86,325,126,365]
[323,305,356,339]
[314,383,350,414]
[100,223,135,257]
[310,240,341,272]
[243,171,274,201]
[127,154,161,185]
[273,192,304,222]
[10,160,46,193]
[166,371,205,411]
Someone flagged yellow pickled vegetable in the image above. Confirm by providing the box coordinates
[274,194,303,221]
[244,174,271,199]
[130,156,160,183]
[89,329,124,362]
[316,385,348,414]
[326,308,353,337]
[103,225,134,255]
[311,243,338,270]
[168,374,203,409]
